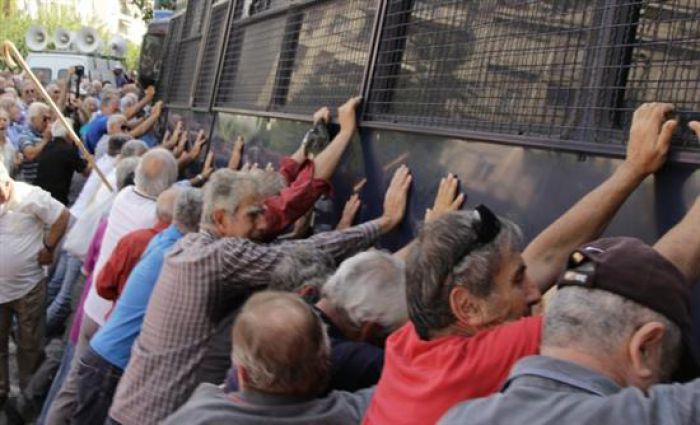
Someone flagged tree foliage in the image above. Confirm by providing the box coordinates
[130,0,176,23]
[0,1,141,71]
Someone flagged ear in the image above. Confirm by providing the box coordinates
[212,209,227,234]
[628,321,666,381]
[449,286,481,328]
[237,365,249,390]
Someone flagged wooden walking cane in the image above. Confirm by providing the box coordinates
[2,40,114,192]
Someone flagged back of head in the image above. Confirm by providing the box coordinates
[107,113,126,132]
[120,93,138,112]
[155,187,178,224]
[116,157,139,190]
[173,187,203,233]
[232,291,330,397]
[269,247,335,296]
[51,118,73,140]
[108,133,131,157]
[134,148,178,198]
[201,169,261,231]
[405,210,522,340]
[544,286,682,382]
[101,93,119,112]
[323,250,407,332]
[120,139,148,158]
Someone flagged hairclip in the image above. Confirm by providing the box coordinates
[473,204,501,245]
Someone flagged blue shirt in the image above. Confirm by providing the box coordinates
[83,114,109,154]
[439,355,700,425]
[90,224,184,369]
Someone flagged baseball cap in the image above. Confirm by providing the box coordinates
[557,237,698,377]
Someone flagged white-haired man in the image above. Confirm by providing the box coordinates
[0,162,69,404]
[46,148,179,425]
[165,291,375,425]
[16,102,52,184]
[108,164,411,425]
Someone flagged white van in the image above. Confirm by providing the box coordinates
[25,52,124,86]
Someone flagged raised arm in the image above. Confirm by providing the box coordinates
[129,100,162,138]
[124,86,155,120]
[524,102,677,292]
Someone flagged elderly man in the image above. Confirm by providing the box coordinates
[69,134,130,218]
[108,164,411,425]
[83,93,120,154]
[70,188,202,424]
[93,101,162,160]
[16,102,52,184]
[46,148,178,425]
[440,207,700,425]
[165,291,374,425]
[19,80,37,113]
[35,119,89,204]
[362,103,681,425]
[0,163,69,404]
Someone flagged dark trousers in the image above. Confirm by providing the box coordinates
[0,280,46,401]
[71,345,123,425]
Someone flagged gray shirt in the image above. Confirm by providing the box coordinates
[439,355,700,425]
[163,383,374,425]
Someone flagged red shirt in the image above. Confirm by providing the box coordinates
[95,220,169,302]
[362,316,542,425]
[261,157,330,240]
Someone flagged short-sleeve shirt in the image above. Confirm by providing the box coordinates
[362,316,543,425]
[0,181,64,302]
[35,140,87,205]
[17,126,43,184]
[84,115,109,154]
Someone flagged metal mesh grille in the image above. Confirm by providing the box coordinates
[182,0,208,38]
[214,16,287,109]
[233,0,292,19]
[270,0,376,115]
[168,38,201,105]
[158,14,184,102]
[365,0,700,149]
[193,1,230,108]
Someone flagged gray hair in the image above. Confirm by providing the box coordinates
[155,187,178,223]
[269,247,335,294]
[173,187,203,233]
[232,291,331,396]
[27,102,49,121]
[51,118,73,140]
[406,210,523,339]
[108,134,131,157]
[115,157,139,190]
[134,148,178,198]
[101,93,119,109]
[120,93,138,113]
[544,286,682,381]
[201,169,260,231]
[323,250,407,331]
[107,113,126,132]
[120,139,148,158]
[249,169,286,197]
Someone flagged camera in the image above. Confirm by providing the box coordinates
[75,65,85,78]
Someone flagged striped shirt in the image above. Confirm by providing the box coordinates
[109,222,381,425]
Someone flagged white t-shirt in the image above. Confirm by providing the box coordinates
[82,185,156,326]
[1,137,16,176]
[0,182,64,303]
[70,154,117,219]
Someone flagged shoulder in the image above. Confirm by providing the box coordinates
[330,387,375,419]
[163,383,233,425]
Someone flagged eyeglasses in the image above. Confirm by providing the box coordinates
[43,116,52,122]
[121,124,130,131]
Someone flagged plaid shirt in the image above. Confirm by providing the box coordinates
[109,222,380,425]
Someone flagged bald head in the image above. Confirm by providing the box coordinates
[232,291,330,397]
[134,148,178,198]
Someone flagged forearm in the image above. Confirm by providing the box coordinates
[46,209,70,248]
[130,113,158,138]
[124,97,150,119]
[23,140,49,160]
[524,162,646,291]
[312,128,354,181]
[654,196,700,282]
[287,220,381,262]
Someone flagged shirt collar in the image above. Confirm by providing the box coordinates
[235,388,311,406]
[504,355,622,397]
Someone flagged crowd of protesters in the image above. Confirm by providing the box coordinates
[1,62,700,425]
